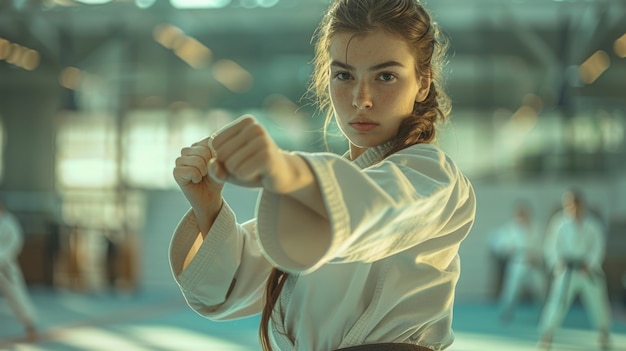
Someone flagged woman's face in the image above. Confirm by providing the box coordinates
[328,28,430,158]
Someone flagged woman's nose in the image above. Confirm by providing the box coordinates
[352,81,373,110]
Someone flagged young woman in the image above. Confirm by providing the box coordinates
[170,1,476,350]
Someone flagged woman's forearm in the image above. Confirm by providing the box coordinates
[281,153,328,220]
[193,198,224,238]
[182,199,224,271]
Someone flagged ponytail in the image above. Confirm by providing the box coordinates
[259,268,288,351]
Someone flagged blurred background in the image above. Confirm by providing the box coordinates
[1,0,626,349]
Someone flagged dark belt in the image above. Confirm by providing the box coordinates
[334,343,434,351]
[564,260,586,270]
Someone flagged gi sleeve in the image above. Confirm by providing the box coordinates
[256,144,475,274]
[169,201,273,320]
[586,218,606,270]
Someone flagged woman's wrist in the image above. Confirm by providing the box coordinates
[272,152,315,194]
[193,197,224,237]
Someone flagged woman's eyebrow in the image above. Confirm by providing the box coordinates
[369,61,405,71]
[330,60,405,71]
[330,60,353,70]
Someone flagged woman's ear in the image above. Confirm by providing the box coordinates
[415,74,431,103]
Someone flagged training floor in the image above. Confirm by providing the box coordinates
[1,288,626,351]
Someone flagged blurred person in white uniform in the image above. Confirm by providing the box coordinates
[0,200,37,342]
[491,201,547,322]
[538,189,611,350]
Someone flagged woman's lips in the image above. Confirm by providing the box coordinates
[349,122,379,132]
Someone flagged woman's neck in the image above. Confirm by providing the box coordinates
[349,144,367,160]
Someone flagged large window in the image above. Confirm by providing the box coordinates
[55,109,230,190]
[122,108,236,188]
[55,106,325,190]
[56,112,118,189]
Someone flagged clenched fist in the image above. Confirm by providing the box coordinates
[173,136,224,214]
[210,115,312,194]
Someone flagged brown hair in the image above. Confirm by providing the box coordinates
[259,268,287,351]
[260,1,451,349]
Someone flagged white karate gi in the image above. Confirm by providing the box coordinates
[539,213,611,339]
[170,143,476,351]
[494,219,546,318]
[0,210,37,332]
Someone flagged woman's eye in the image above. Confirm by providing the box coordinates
[379,73,396,82]
[334,72,352,80]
